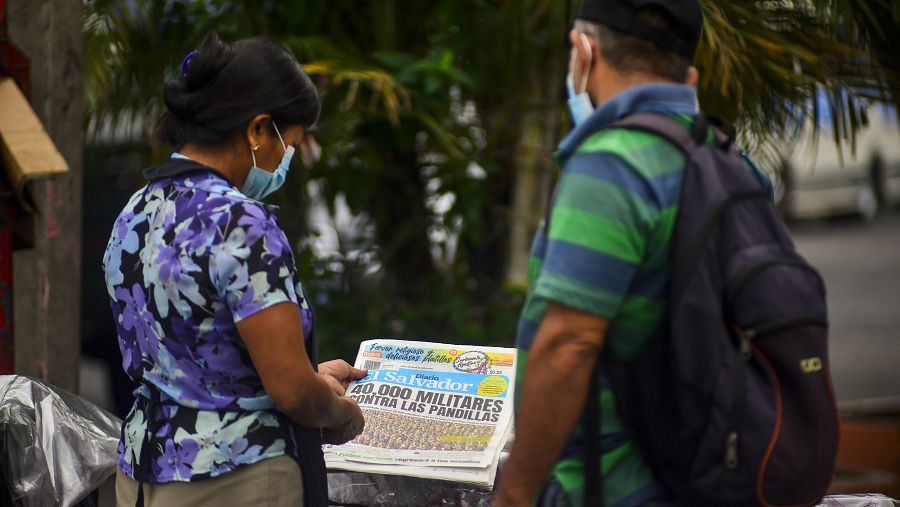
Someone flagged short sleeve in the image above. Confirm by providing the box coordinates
[532,151,659,319]
[209,202,298,322]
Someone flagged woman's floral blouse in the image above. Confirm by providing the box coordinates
[103,157,313,483]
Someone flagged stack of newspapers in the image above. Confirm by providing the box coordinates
[323,339,517,488]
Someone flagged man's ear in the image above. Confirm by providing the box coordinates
[568,29,581,52]
[579,33,595,77]
[568,29,594,91]
[685,67,700,87]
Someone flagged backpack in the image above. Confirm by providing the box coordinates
[584,113,840,507]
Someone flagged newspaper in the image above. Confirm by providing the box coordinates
[324,339,517,487]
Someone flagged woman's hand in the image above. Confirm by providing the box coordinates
[238,303,365,429]
[318,360,367,396]
[322,397,366,445]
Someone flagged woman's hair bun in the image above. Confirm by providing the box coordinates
[155,31,320,147]
[161,32,234,120]
[182,32,235,92]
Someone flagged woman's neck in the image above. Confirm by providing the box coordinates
[179,143,248,187]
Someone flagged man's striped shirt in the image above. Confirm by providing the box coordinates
[515,84,699,507]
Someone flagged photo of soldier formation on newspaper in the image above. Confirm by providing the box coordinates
[323,339,516,485]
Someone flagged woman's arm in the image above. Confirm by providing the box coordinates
[237,301,364,437]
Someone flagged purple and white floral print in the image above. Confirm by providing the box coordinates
[104,162,313,483]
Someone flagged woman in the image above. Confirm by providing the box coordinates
[103,32,365,507]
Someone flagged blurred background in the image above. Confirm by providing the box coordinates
[1,0,898,498]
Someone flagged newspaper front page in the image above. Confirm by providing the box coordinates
[324,339,516,487]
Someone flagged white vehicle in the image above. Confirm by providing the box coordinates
[777,96,900,220]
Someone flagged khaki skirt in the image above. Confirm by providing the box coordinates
[116,454,304,507]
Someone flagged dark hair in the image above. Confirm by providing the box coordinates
[155,32,320,147]
[577,7,691,82]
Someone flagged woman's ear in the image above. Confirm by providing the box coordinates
[245,114,273,150]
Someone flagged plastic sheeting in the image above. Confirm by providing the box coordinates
[0,375,121,507]
[326,448,510,507]
[326,477,900,507]
[816,495,900,506]
[327,471,497,507]
[326,456,899,507]
[0,374,894,507]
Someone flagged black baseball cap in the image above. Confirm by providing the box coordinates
[576,0,703,59]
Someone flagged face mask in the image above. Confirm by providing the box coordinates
[566,34,594,126]
[241,121,295,200]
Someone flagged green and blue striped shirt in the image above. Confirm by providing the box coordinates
[515,83,700,507]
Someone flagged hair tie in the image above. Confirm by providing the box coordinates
[180,50,198,78]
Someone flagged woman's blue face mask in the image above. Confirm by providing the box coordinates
[241,121,295,200]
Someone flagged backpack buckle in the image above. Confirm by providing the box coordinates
[739,330,755,360]
[691,114,736,149]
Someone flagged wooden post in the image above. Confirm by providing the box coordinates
[0,207,13,374]
[6,0,82,392]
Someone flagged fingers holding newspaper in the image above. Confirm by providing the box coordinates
[319,360,368,443]
[322,396,366,445]
[319,359,368,396]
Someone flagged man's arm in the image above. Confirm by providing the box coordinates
[494,302,609,507]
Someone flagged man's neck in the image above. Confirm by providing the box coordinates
[590,71,673,108]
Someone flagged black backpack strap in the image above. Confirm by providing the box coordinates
[617,113,702,152]
[577,113,713,507]
[549,113,724,507]
[584,361,603,506]
[613,112,733,154]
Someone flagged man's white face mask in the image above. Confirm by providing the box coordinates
[566,33,594,126]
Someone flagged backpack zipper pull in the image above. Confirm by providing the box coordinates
[725,431,739,469]
[739,329,755,360]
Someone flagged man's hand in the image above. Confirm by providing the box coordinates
[322,397,366,444]
[318,359,367,396]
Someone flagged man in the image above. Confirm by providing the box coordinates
[495,1,704,506]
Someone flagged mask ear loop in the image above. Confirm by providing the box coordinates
[250,144,259,168]
[578,34,592,95]
[272,121,288,152]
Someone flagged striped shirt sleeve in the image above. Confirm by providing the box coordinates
[532,150,660,319]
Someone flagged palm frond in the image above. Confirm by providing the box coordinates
[304,59,411,126]
[698,0,893,157]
